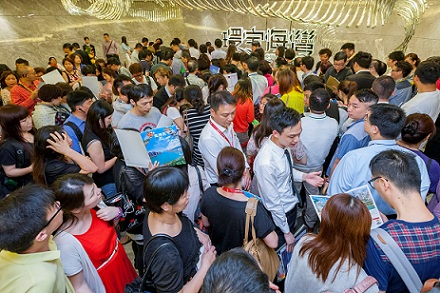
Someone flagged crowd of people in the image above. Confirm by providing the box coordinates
[0,33,439,293]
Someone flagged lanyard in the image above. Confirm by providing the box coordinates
[209,120,233,147]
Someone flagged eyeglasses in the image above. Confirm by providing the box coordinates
[42,201,62,229]
[367,176,388,189]
[132,73,143,78]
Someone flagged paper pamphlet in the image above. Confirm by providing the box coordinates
[81,76,101,98]
[141,125,186,166]
[114,129,151,168]
[224,73,238,92]
[309,184,384,229]
[326,75,340,91]
[41,70,66,85]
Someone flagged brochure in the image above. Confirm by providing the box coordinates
[309,184,384,229]
[326,75,340,91]
[114,129,151,168]
[141,125,186,166]
[41,70,65,84]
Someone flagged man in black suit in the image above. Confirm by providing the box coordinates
[345,51,376,90]
[153,74,185,111]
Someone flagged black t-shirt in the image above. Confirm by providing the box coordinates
[201,186,275,254]
[82,128,115,187]
[142,212,200,293]
[45,159,81,186]
[0,139,33,193]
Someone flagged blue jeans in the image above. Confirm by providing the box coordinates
[100,183,117,198]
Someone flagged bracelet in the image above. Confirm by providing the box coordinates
[114,207,123,220]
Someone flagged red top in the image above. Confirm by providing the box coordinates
[233,97,255,133]
[74,209,137,293]
[10,81,39,113]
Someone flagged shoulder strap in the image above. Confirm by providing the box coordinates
[64,121,83,143]
[427,158,433,172]
[243,197,258,246]
[141,234,180,292]
[370,228,423,292]
[194,165,204,193]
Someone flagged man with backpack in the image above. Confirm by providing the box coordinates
[365,150,440,292]
[63,90,94,154]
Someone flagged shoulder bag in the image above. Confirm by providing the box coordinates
[242,197,280,281]
[370,228,440,292]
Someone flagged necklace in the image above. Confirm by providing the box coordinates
[222,186,243,194]
[151,213,178,225]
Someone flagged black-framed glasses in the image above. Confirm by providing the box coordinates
[42,201,62,229]
[368,176,388,189]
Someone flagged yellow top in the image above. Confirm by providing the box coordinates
[281,88,305,114]
[0,237,75,293]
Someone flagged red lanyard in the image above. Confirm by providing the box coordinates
[209,120,234,147]
[222,186,242,194]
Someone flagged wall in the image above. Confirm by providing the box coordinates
[0,0,439,69]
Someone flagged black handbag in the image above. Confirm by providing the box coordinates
[124,234,181,293]
[103,168,145,233]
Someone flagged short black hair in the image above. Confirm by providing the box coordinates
[352,51,372,69]
[81,64,96,76]
[353,88,379,104]
[0,185,55,253]
[334,51,347,62]
[246,56,260,72]
[270,107,301,134]
[107,57,121,66]
[161,47,174,61]
[84,36,89,41]
[340,43,355,51]
[63,43,73,50]
[66,89,93,112]
[202,248,270,293]
[141,37,148,43]
[72,43,80,50]
[139,49,152,60]
[371,76,395,101]
[368,103,406,139]
[134,43,143,49]
[127,84,153,103]
[414,61,440,85]
[304,81,325,92]
[387,51,405,62]
[319,48,332,57]
[251,41,261,47]
[395,61,413,78]
[370,59,387,76]
[301,56,314,70]
[143,167,189,214]
[370,150,421,194]
[15,58,29,66]
[309,88,330,112]
[38,84,62,102]
[168,74,185,87]
[113,74,132,92]
[285,49,296,60]
[214,39,222,48]
[210,90,236,111]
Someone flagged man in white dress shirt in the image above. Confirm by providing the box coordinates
[254,107,324,252]
[199,90,251,189]
[210,39,227,60]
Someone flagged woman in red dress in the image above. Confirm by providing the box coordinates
[53,173,137,293]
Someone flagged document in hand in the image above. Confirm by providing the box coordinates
[309,185,384,229]
[326,75,340,91]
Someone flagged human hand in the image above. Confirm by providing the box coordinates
[46,132,71,155]
[379,212,389,223]
[200,245,216,271]
[303,171,324,187]
[195,228,212,253]
[269,281,281,293]
[242,168,252,191]
[96,206,120,221]
[284,232,295,253]
[148,161,160,171]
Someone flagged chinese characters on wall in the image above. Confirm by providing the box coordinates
[222,26,316,56]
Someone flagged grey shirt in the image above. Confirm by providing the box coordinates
[117,107,163,132]
[285,236,378,293]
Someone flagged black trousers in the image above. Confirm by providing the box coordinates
[275,205,298,249]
